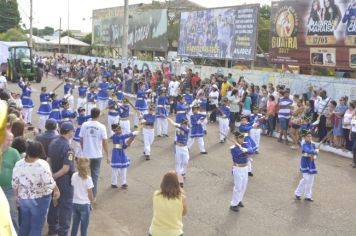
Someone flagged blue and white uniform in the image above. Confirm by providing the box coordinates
[61,109,77,123]
[111,132,134,186]
[97,81,110,110]
[108,98,120,136]
[49,99,62,122]
[142,113,156,156]
[295,142,318,199]
[64,83,74,95]
[198,98,208,131]
[37,92,52,130]
[250,113,264,151]
[134,88,148,127]
[218,104,230,142]
[19,81,34,124]
[86,92,97,115]
[230,143,255,207]
[116,83,124,101]
[239,120,257,173]
[175,102,189,124]
[156,95,170,136]
[77,85,88,109]
[73,114,91,156]
[175,125,190,176]
[119,104,130,134]
[187,113,206,153]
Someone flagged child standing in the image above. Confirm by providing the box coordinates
[141,105,156,160]
[250,106,264,154]
[187,105,207,154]
[217,97,230,143]
[71,158,94,236]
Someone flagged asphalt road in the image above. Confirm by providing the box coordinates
[8,76,356,236]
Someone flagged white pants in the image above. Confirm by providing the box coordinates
[219,118,229,141]
[143,128,155,155]
[23,108,33,124]
[72,141,83,157]
[77,97,87,110]
[231,166,248,206]
[187,137,206,152]
[111,168,127,186]
[242,109,251,116]
[120,120,131,135]
[250,128,261,151]
[98,100,107,111]
[295,173,315,199]
[156,118,168,136]
[108,115,120,136]
[248,158,253,172]
[38,115,49,131]
[87,103,96,115]
[134,111,147,127]
[175,145,189,176]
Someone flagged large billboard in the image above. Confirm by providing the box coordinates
[178,5,259,60]
[92,7,167,51]
[269,0,356,69]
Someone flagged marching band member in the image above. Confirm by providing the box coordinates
[294,130,319,202]
[115,78,124,102]
[229,130,255,212]
[119,98,131,135]
[61,100,77,123]
[183,88,194,123]
[73,107,91,156]
[49,93,62,122]
[250,106,264,154]
[109,124,139,189]
[217,97,230,143]
[156,88,170,137]
[239,115,258,176]
[172,118,190,179]
[141,105,156,160]
[77,81,88,110]
[37,86,52,132]
[63,88,75,112]
[107,93,120,137]
[63,78,74,95]
[134,82,148,128]
[196,92,208,133]
[86,86,97,115]
[187,105,207,154]
[18,79,34,125]
[97,77,110,111]
[175,95,190,124]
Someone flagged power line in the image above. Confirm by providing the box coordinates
[0,14,19,20]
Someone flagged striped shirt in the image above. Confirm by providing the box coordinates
[278,97,293,119]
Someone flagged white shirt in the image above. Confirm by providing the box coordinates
[79,120,107,159]
[71,172,94,204]
[168,81,180,97]
[209,91,219,105]
[0,75,7,89]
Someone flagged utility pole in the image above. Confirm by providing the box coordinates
[122,0,129,68]
[59,17,61,53]
[29,0,33,48]
[67,0,70,57]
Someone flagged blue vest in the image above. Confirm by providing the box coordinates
[97,82,109,100]
[78,86,88,98]
[143,113,156,126]
[64,83,74,95]
[119,105,130,118]
[108,99,119,116]
[176,125,189,145]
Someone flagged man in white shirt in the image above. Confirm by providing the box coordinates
[79,107,109,199]
[209,84,220,122]
[168,76,180,114]
[0,72,7,89]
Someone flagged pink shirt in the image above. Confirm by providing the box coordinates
[267,101,277,116]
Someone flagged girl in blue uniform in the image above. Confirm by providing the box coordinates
[172,118,190,179]
[134,83,148,128]
[217,98,231,143]
[110,124,138,189]
[86,86,97,116]
[19,79,34,125]
[141,106,156,160]
[49,93,62,122]
[97,77,110,111]
[187,105,207,154]
[77,81,88,110]
[239,115,258,176]
[61,100,77,123]
[115,79,124,102]
[295,130,319,201]
[119,99,131,135]
[156,88,170,137]
[73,107,91,156]
[37,87,52,131]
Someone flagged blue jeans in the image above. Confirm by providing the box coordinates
[19,194,51,236]
[71,203,90,236]
[3,188,19,233]
[279,117,289,131]
[90,158,102,198]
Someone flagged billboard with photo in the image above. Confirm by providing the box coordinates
[178,4,259,60]
[92,7,167,51]
[269,0,356,69]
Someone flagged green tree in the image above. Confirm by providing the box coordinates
[167,22,179,49]
[61,30,74,37]
[82,33,92,45]
[0,0,21,33]
[40,26,54,36]
[0,27,27,41]
[257,5,271,54]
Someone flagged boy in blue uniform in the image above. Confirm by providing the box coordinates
[19,79,34,125]
[64,78,74,95]
[187,105,207,154]
[217,98,230,143]
[119,98,131,135]
[86,86,97,116]
[172,118,190,178]
[156,88,170,137]
[239,115,258,176]
[73,107,91,156]
[141,105,156,160]
[109,124,139,189]
[77,81,88,110]
[134,83,148,128]
[295,130,319,201]
[61,100,77,123]
[250,106,265,154]
[49,93,62,122]
[107,93,120,137]
[97,77,110,111]
[230,130,255,212]
[37,86,52,132]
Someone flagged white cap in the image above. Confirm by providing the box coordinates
[212,84,218,89]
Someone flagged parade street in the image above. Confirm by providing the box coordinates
[8,76,356,236]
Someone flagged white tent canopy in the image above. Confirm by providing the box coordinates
[0,41,28,64]
[26,34,49,44]
[48,36,89,47]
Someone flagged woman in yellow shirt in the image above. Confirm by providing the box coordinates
[149,171,187,236]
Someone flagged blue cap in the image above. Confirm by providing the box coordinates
[60,122,75,132]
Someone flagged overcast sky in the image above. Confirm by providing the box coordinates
[18,0,270,33]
